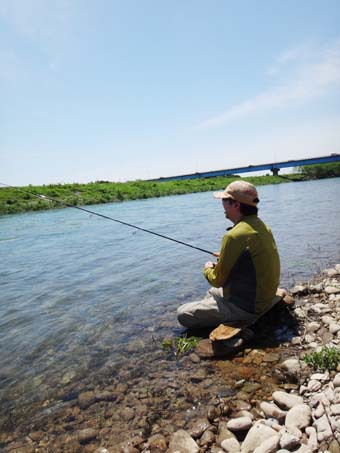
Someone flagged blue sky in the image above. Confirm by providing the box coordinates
[1,0,339,185]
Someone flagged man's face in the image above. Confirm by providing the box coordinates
[222,198,239,222]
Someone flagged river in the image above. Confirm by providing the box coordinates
[0,177,340,437]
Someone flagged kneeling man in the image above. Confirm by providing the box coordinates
[177,181,280,329]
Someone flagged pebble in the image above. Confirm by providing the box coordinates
[226,416,253,431]
[306,322,321,333]
[325,286,340,294]
[285,404,311,430]
[314,414,333,441]
[221,437,240,452]
[307,379,322,392]
[77,428,97,444]
[167,430,199,453]
[260,402,286,422]
[279,429,300,450]
[253,434,280,453]
[272,391,304,409]
[241,422,277,453]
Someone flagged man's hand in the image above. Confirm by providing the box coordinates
[213,252,220,257]
[204,261,216,270]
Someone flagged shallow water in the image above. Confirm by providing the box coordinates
[0,178,340,431]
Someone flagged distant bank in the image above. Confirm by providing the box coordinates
[1,163,339,216]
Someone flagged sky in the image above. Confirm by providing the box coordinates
[1,0,340,186]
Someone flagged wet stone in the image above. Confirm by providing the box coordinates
[78,391,96,410]
[77,428,97,444]
[167,429,199,453]
[147,433,167,450]
[188,418,211,439]
[207,405,221,422]
[121,407,135,421]
[199,429,215,446]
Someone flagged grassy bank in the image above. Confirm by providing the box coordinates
[0,174,305,216]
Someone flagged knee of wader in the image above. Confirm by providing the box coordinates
[177,305,193,328]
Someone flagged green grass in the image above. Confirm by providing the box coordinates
[0,174,303,216]
[161,335,201,357]
[303,347,340,371]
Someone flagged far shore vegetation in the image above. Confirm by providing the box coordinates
[1,162,339,216]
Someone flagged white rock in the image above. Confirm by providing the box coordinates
[294,308,305,318]
[227,417,252,431]
[168,430,199,453]
[285,404,311,430]
[260,402,286,422]
[304,334,315,343]
[291,337,302,345]
[331,404,340,415]
[234,410,254,420]
[282,359,301,378]
[253,435,280,453]
[272,391,303,409]
[307,380,322,392]
[305,426,318,452]
[241,422,278,453]
[313,403,325,418]
[322,315,334,325]
[329,323,340,334]
[314,414,333,442]
[325,286,340,294]
[306,322,321,333]
[310,372,329,381]
[333,373,340,387]
[221,437,240,453]
[324,388,335,403]
[279,429,300,449]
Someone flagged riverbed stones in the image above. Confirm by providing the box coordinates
[77,428,97,444]
[146,433,167,450]
[226,416,253,431]
[260,402,286,422]
[221,437,241,452]
[285,404,311,430]
[188,418,211,439]
[167,430,199,453]
[272,391,303,409]
[241,422,278,453]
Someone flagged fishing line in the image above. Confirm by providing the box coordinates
[0,182,215,256]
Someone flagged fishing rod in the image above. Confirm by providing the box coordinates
[0,182,215,256]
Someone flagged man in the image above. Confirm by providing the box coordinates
[177,180,280,329]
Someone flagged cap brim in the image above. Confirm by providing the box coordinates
[213,191,226,199]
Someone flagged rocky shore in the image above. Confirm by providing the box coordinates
[1,264,340,453]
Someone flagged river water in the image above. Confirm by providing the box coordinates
[0,178,340,433]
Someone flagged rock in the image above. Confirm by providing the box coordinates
[313,403,325,418]
[291,336,302,345]
[260,402,286,422]
[305,426,318,452]
[325,286,340,294]
[314,414,333,442]
[78,391,96,409]
[310,372,329,381]
[290,285,307,295]
[281,359,300,381]
[121,407,135,421]
[188,418,211,439]
[77,428,97,444]
[216,422,236,446]
[334,373,340,387]
[199,429,215,446]
[207,405,221,422]
[306,321,321,333]
[253,434,280,453]
[272,391,303,409]
[328,439,340,453]
[167,430,199,453]
[147,433,167,450]
[195,338,244,358]
[329,323,340,334]
[285,404,311,430]
[234,410,254,420]
[322,315,334,325]
[221,437,241,452]
[241,421,277,453]
[226,416,252,431]
[331,404,340,415]
[95,390,116,402]
[279,429,300,450]
[307,380,322,392]
[189,353,200,363]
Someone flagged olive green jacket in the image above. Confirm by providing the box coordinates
[204,215,280,314]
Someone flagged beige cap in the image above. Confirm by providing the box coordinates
[213,181,259,206]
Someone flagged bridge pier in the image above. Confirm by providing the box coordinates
[271,168,280,176]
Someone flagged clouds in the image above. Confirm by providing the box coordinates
[198,39,340,129]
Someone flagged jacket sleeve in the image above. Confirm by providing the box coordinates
[204,232,246,287]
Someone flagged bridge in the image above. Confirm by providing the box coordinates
[150,153,340,182]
